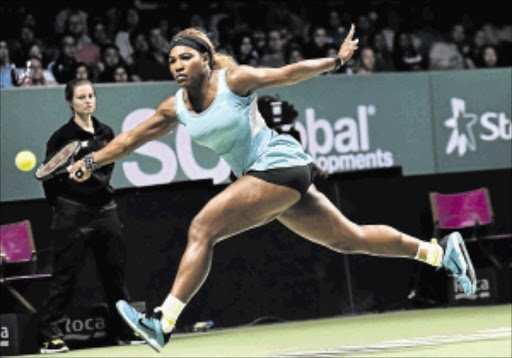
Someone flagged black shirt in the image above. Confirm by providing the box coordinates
[43,117,116,206]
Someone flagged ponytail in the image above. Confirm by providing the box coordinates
[214,53,237,69]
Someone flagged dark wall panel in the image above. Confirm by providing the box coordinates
[1,169,510,329]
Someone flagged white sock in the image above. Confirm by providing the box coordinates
[159,294,185,333]
[415,240,443,267]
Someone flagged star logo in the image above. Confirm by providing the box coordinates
[444,98,478,156]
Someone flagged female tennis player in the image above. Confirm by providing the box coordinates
[69,25,476,352]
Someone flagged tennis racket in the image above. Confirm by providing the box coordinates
[34,140,84,181]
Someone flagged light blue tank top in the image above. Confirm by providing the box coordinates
[175,69,312,177]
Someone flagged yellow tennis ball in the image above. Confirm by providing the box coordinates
[15,150,37,172]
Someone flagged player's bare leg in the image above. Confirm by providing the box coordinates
[278,185,423,258]
[117,175,300,351]
[278,185,476,294]
[170,175,300,302]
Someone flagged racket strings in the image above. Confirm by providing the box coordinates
[35,141,80,179]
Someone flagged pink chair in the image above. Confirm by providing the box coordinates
[428,187,511,239]
[1,220,51,313]
[429,187,510,268]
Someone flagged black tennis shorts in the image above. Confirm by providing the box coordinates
[246,163,315,196]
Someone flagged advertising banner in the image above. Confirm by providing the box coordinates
[430,69,511,173]
[1,69,510,202]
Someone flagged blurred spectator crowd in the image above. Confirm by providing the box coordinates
[1,0,511,88]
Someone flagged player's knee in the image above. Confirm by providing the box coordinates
[188,216,217,247]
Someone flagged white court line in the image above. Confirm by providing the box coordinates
[273,327,511,357]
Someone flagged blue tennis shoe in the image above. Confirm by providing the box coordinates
[440,232,477,295]
[116,300,170,352]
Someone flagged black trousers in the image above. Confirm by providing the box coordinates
[38,197,131,342]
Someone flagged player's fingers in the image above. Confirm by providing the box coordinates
[69,163,85,181]
[69,163,78,177]
[348,24,355,37]
[69,170,77,181]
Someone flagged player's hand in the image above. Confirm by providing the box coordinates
[338,24,359,63]
[69,160,91,182]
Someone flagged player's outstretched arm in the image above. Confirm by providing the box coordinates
[229,24,359,95]
[70,96,178,181]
